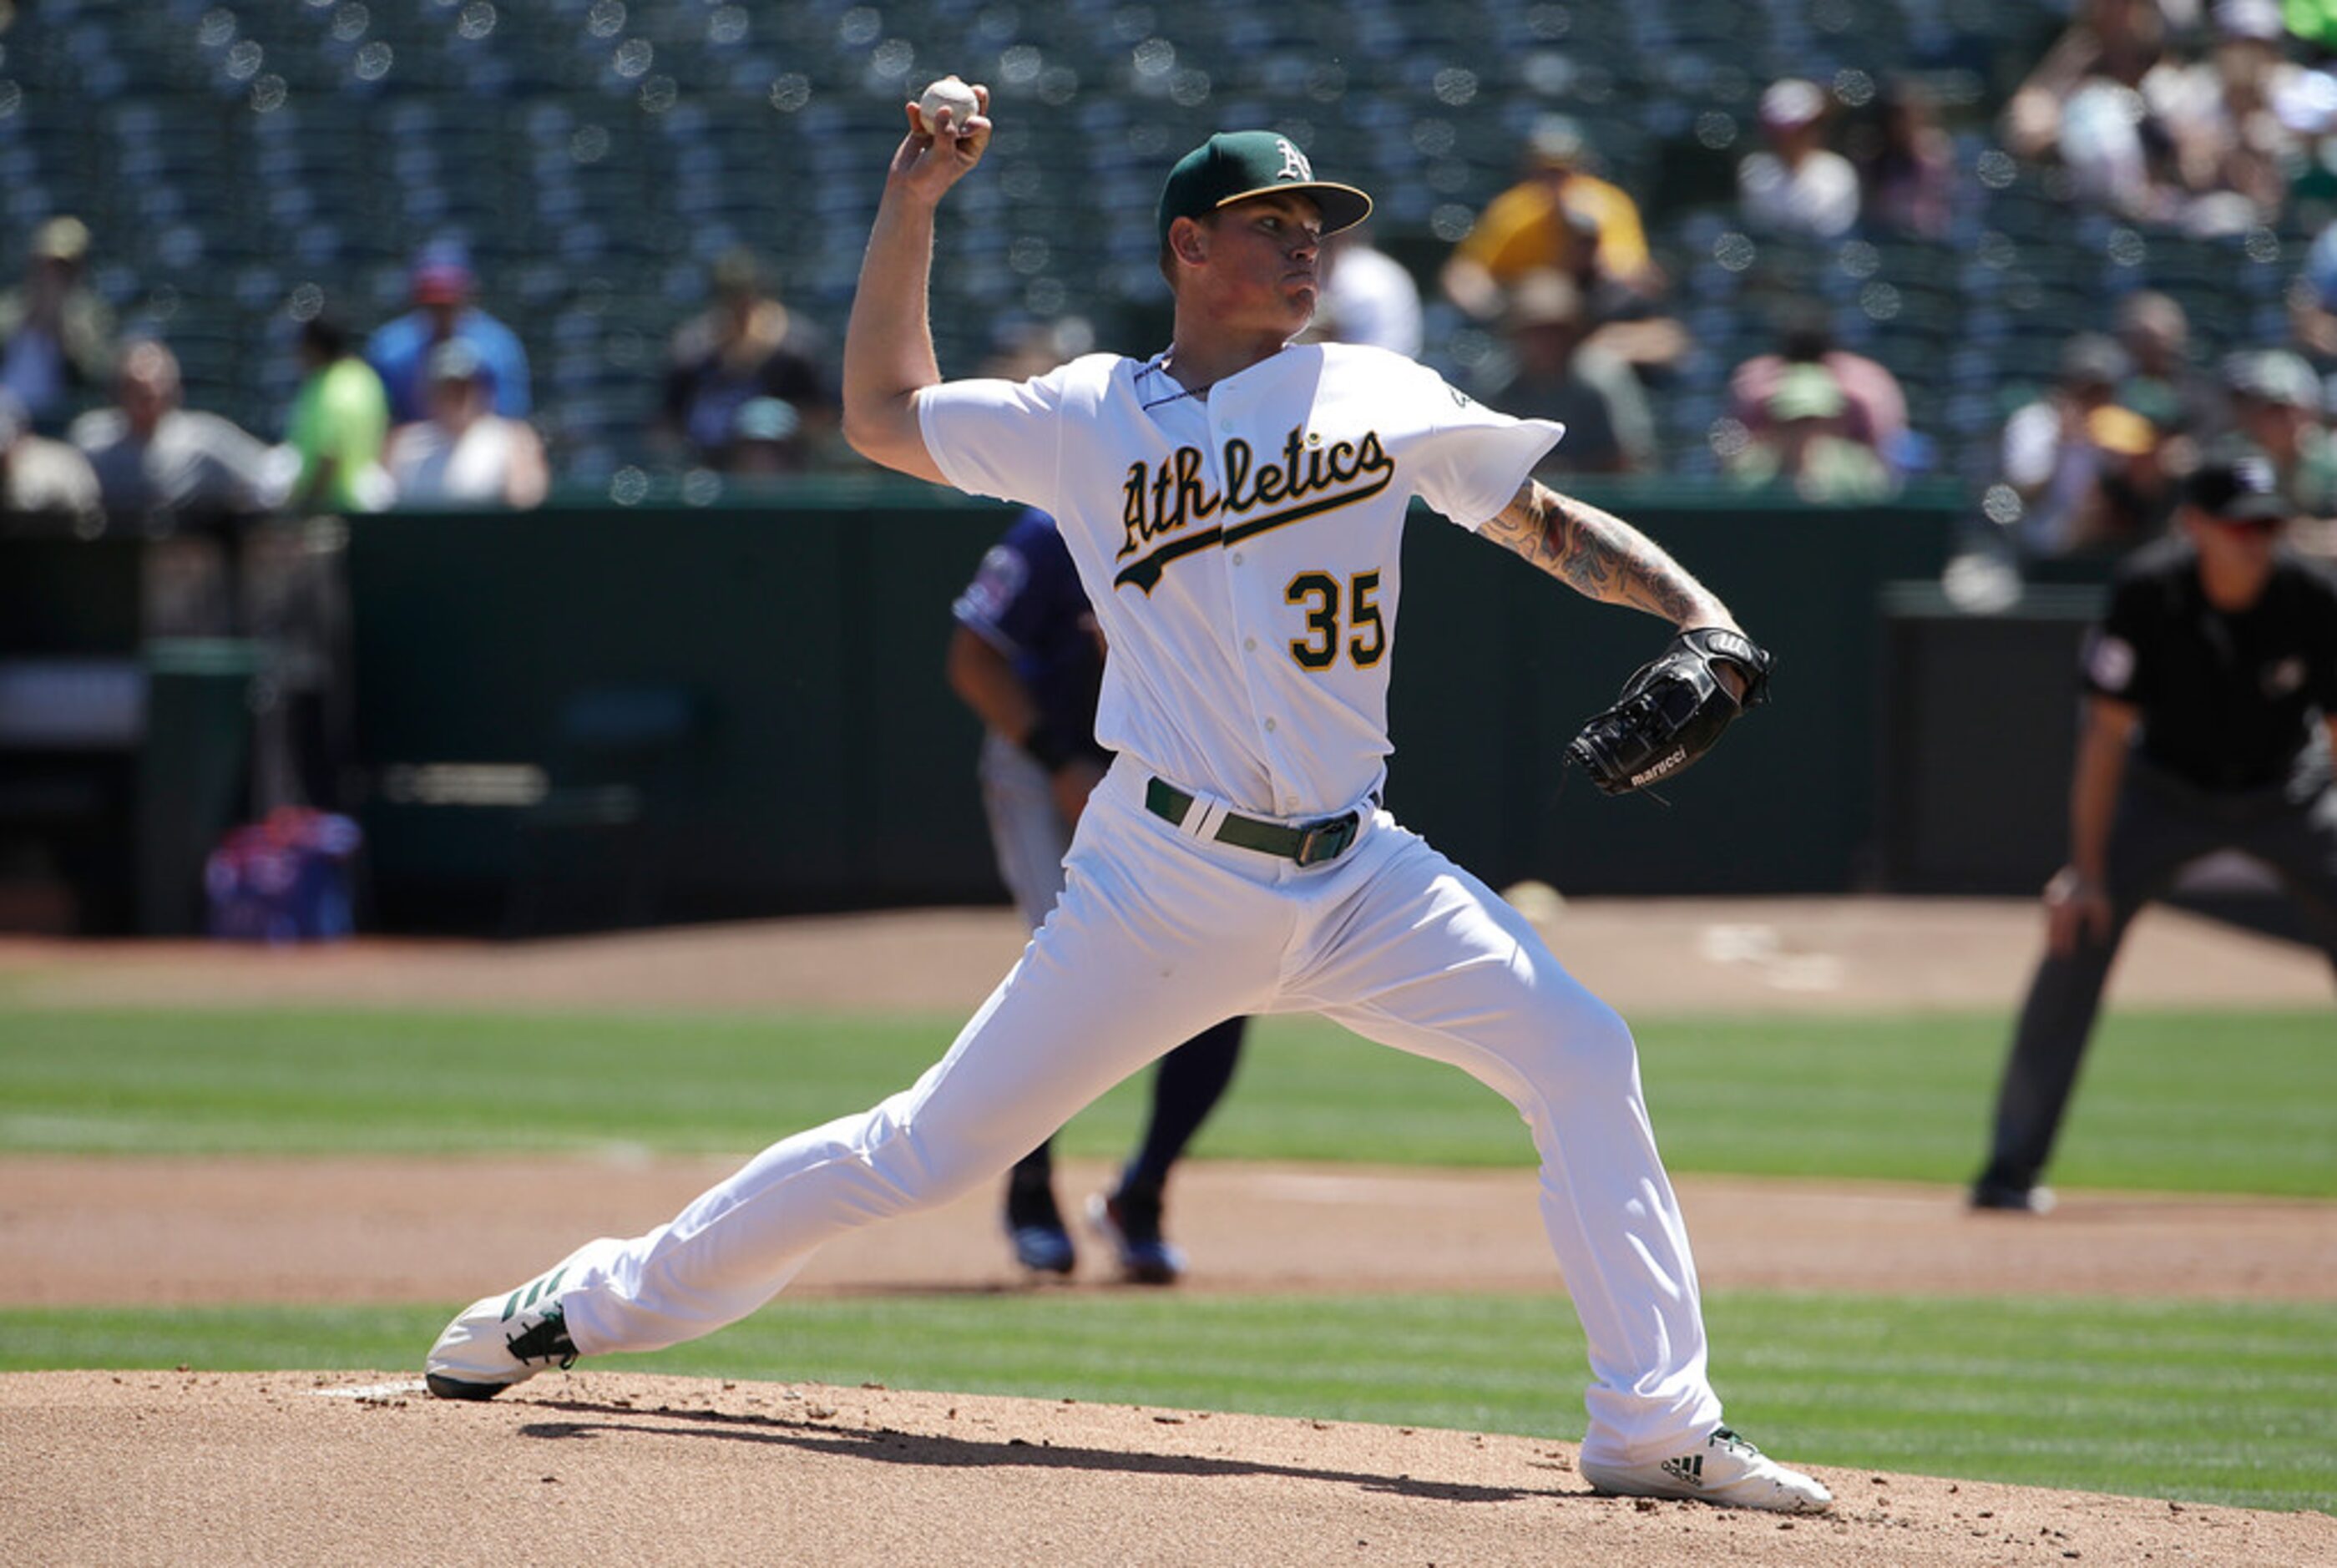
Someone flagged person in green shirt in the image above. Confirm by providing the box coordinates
[2228,349,2337,520]
[286,316,390,513]
[1725,362,1896,503]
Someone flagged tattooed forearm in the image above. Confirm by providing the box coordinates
[1482,480,1733,628]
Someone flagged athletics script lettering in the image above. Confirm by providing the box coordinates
[1112,426,1395,594]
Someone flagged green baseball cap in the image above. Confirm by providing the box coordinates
[1156,131,1373,245]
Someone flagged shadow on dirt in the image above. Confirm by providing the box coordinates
[520,1396,1561,1505]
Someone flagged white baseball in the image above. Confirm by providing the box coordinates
[917,75,980,135]
[1501,879,1567,929]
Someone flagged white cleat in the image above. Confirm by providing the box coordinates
[1580,1427,1834,1513]
[424,1264,581,1401]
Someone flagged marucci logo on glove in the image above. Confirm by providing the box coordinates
[1567,628,1775,798]
[1630,746,1690,789]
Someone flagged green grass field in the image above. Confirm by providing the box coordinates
[3,1001,2333,1512]
[3,1005,2330,1194]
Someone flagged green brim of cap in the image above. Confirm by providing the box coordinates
[1205,181,1374,237]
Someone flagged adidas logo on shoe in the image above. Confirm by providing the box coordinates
[1580,1427,1832,1513]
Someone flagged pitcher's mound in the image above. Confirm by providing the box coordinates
[7,1370,2329,1566]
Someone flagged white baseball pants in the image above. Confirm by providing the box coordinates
[554,756,1722,1466]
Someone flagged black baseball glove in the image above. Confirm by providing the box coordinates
[1565,627,1774,797]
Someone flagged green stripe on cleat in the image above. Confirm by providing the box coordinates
[503,1266,567,1321]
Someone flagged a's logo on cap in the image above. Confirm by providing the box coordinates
[2235,454,2276,495]
[1275,138,1313,182]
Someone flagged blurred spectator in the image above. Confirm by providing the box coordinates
[1727,302,1912,471]
[1738,79,1861,242]
[286,316,391,515]
[1308,225,1424,358]
[365,241,533,426]
[2114,291,2229,446]
[2179,0,2307,232]
[0,388,102,528]
[1473,271,1655,475]
[2226,349,2337,515]
[2001,0,2239,229]
[1551,202,1692,380]
[1854,78,1956,242]
[2289,221,2337,380]
[2003,0,2175,166]
[1439,115,1660,322]
[1998,333,2171,556]
[2290,0,2337,47]
[71,339,290,636]
[2277,53,2337,164]
[384,340,548,509]
[1723,363,1897,503]
[726,396,809,479]
[658,248,832,471]
[70,340,286,528]
[2046,0,2306,235]
[0,217,116,433]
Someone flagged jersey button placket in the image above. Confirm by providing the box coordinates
[1212,384,1292,803]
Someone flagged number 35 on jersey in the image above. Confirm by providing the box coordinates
[1286,569,1386,671]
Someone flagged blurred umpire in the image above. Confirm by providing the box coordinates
[947,507,1247,1282]
[1972,453,2337,1213]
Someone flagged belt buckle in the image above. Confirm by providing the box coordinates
[1293,812,1356,867]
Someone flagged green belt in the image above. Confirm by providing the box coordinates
[1144,777,1361,867]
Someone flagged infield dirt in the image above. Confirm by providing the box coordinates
[9,1369,2335,1567]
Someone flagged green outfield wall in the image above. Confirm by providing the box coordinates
[336,483,1961,929]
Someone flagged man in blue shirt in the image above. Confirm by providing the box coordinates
[365,241,532,427]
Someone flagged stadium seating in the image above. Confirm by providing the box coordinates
[0,0,2315,483]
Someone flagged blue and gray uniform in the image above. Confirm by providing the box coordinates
[953,508,1113,926]
[954,508,1246,1278]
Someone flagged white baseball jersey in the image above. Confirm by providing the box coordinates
[919,344,1563,817]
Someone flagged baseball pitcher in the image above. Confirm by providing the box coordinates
[425,94,1826,1515]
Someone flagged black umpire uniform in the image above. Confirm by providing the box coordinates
[1974,455,2337,1211]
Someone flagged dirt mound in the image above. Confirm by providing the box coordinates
[9,1370,2329,1566]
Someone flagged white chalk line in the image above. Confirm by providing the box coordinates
[310,1378,428,1399]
